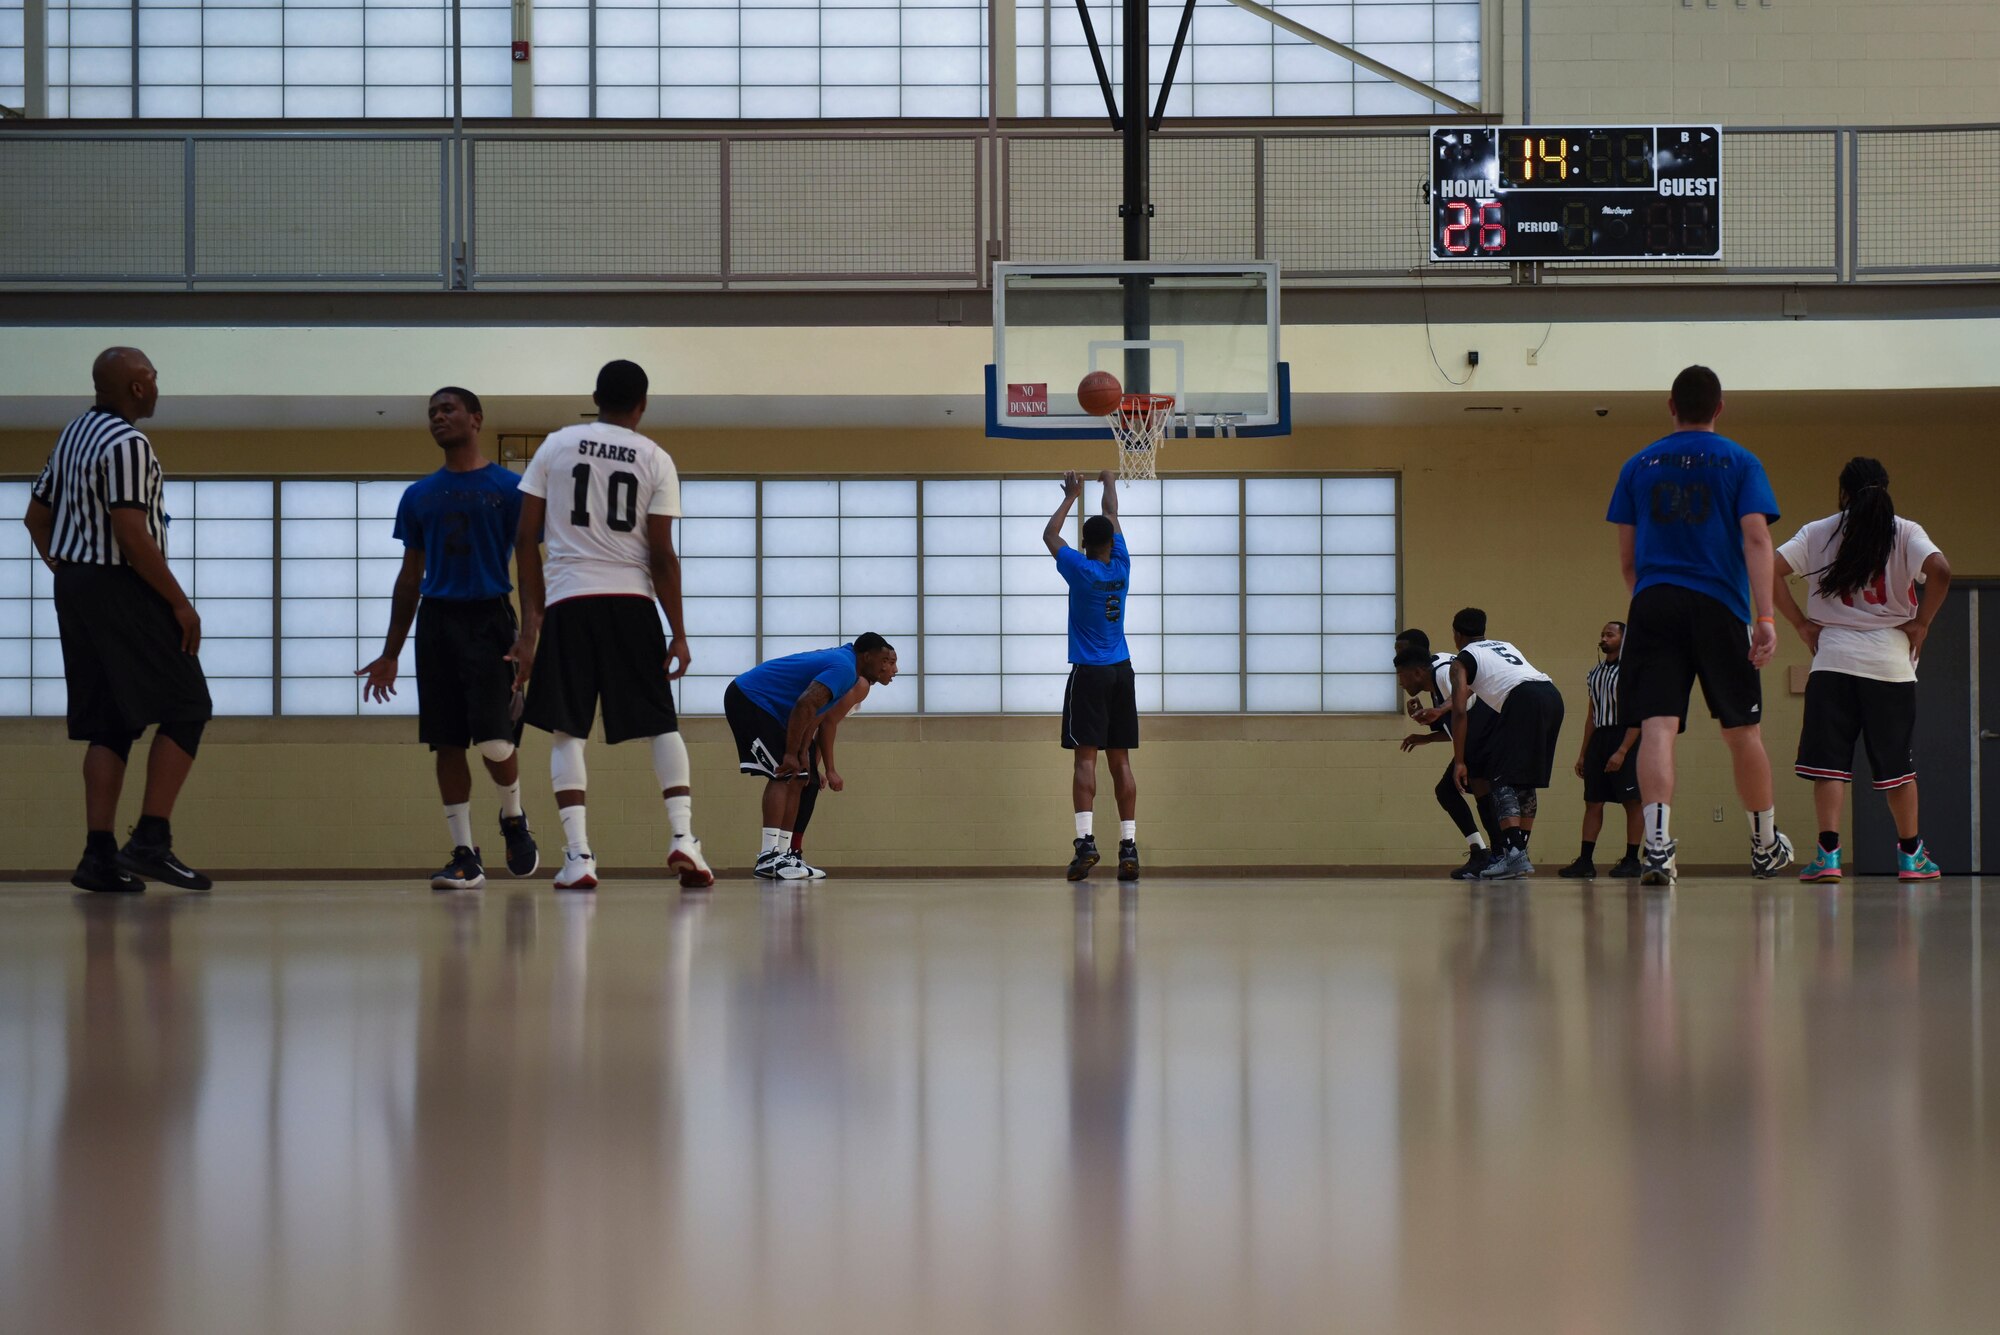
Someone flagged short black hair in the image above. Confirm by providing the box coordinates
[1081,515,1114,551]
[1671,365,1723,424]
[855,631,894,655]
[1392,648,1430,671]
[595,359,649,414]
[1396,627,1431,656]
[431,385,482,416]
[1452,607,1486,639]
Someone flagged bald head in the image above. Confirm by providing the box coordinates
[92,347,159,423]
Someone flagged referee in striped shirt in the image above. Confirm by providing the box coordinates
[23,348,212,893]
[1557,620,1644,880]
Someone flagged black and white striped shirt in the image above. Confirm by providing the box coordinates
[30,408,168,566]
[1585,660,1623,729]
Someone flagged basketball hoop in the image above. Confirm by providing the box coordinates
[1106,393,1174,480]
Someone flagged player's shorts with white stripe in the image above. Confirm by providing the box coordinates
[1795,670,1917,789]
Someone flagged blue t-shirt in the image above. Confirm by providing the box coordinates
[1607,431,1780,624]
[393,464,524,601]
[1056,532,1132,666]
[736,644,859,721]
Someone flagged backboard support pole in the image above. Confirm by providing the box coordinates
[1121,0,1153,395]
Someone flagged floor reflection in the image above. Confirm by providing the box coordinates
[0,878,1995,1335]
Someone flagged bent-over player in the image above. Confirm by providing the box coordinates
[1448,609,1566,881]
[1395,626,1499,879]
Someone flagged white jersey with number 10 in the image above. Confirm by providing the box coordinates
[1458,639,1551,712]
[518,422,682,607]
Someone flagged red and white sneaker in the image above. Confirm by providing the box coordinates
[668,836,714,889]
[553,849,599,892]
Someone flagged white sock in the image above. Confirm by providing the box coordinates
[1076,811,1094,839]
[497,781,523,819]
[761,827,783,856]
[778,830,793,856]
[1466,831,1488,850]
[665,794,693,841]
[444,803,472,850]
[1749,807,1776,848]
[1644,802,1672,848]
[558,805,590,857]
[1120,819,1136,842]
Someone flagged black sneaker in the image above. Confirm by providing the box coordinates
[430,845,486,891]
[1118,839,1140,882]
[117,834,212,891]
[1066,836,1101,881]
[1607,855,1643,878]
[1449,847,1494,881]
[73,848,144,894]
[1557,856,1597,879]
[500,814,539,877]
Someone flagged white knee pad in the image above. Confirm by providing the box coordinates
[551,732,588,792]
[476,738,516,763]
[650,730,691,790]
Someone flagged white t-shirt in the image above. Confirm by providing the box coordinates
[519,422,682,606]
[1456,639,1551,712]
[1777,514,1941,683]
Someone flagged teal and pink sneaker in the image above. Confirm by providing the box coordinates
[1798,845,1842,883]
[1898,842,1943,881]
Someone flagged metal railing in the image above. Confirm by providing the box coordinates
[2,121,1995,288]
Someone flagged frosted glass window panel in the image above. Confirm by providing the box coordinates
[32,680,68,716]
[1323,634,1394,674]
[1001,479,1065,516]
[282,637,362,677]
[762,635,837,660]
[1354,81,1432,115]
[925,596,999,636]
[282,522,359,561]
[678,676,729,716]
[1124,633,1160,673]
[1161,514,1238,555]
[1117,593,1160,636]
[1246,633,1319,673]
[283,678,358,715]
[924,516,998,555]
[1354,5,1432,43]
[764,480,839,517]
[1165,674,1239,712]
[763,596,840,636]
[840,480,915,516]
[682,557,756,597]
[202,86,283,116]
[1246,478,1319,516]
[282,481,357,519]
[1246,594,1318,634]
[681,517,757,557]
[206,10,282,47]
[283,598,358,637]
[1000,556,1055,594]
[823,86,898,115]
[825,10,897,45]
[195,559,276,599]
[210,679,275,716]
[598,47,661,85]
[926,676,999,713]
[1000,596,1069,637]
[1322,593,1396,633]
[1163,594,1238,635]
[762,557,840,596]
[925,635,999,675]
[742,12,813,45]
[842,518,916,556]
[598,8,661,44]
[367,48,446,86]
[1247,555,1317,596]
[924,480,1001,517]
[661,10,737,43]
[1247,517,1321,556]
[1321,515,1397,555]
[684,479,758,516]
[537,9,593,45]
[365,9,446,47]
[999,515,1061,556]
[141,46,202,83]
[195,481,276,518]
[0,638,28,677]
[196,599,274,638]
[1001,674,1066,713]
[838,595,916,634]
[1173,634,1240,674]
[1161,555,1238,595]
[662,53,741,86]
[1323,555,1396,594]
[924,557,999,595]
[1247,674,1321,712]
[687,635,757,675]
[840,558,918,596]
[762,516,839,557]
[684,594,757,636]
[1003,635,1070,675]
[1325,674,1398,714]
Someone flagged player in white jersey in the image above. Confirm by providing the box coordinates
[1775,457,1951,882]
[509,359,713,891]
[1394,627,1500,878]
[1446,608,1566,881]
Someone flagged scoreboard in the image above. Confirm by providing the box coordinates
[1429,125,1722,262]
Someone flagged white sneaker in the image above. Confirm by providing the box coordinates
[753,849,785,880]
[771,851,814,882]
[553,849,599,892]
[668,835,714,889]
[797,857,827,881]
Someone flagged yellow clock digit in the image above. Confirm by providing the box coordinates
[1539,136,1570,180]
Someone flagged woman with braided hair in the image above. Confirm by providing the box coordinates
[1774,456,1952,881]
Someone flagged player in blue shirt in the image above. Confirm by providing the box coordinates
[725,634,900,880]
[357,387,537,890]
[1045,469,1139,882]
[1607,365,1792,884]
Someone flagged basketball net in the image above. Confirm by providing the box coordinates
[1106,393,1175,481]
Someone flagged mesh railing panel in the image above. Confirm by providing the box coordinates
[0,139,185,278]
[192,139,443,278]
[728,138,979,277]
[1855,129,2000,274]
[1006,135,1258,263]
[1263,133,1505,276]
[471,139,722,280]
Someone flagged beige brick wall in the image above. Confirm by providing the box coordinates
[1527,0,2000,125]
[3,397,1992,875]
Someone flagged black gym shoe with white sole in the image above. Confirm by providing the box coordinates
[1449,847,1495,881]
[1117,839,1140,882]
[500,814,539,877]
[73,849,144,894]
[1750,831,1795,879]
[1067,836,1100,881]
[431,845,486,891]
[1639,840,1678,886]
[117,835,213,891]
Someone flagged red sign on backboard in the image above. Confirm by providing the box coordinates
[1007,383,1048,416]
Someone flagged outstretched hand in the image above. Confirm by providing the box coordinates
[1061,470,1084,498]
[356,654,398,704]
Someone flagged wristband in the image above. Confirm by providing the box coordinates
[1755,615,1775,624]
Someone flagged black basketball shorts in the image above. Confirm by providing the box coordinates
[53,564,212,744]
[1621,582,1763,730]
[1581,725,1642,804]
[521,595,679,744]
[1796,670,1918,790]
[1461,699,1500,782]
[1061,659,1139,751]
[725,680,810,781]
[415,596,522,752]
[1488,679,1565,790]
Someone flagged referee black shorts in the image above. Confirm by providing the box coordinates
[53,564,212,743]
[521,595,679,745]
[1621,582,1763,730]
[415,596,522,752]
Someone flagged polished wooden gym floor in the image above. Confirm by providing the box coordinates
[2,874,1995,1335]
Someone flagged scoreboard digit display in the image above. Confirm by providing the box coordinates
[1429,125,1722,262]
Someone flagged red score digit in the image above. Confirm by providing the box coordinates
[1478,200,1506,252]
[1442,200,1473,254]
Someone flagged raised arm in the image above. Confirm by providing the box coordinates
[110,508,199,654]
[1097,468,1122,534]
[781,681,836,777]
[1741,513,1777,668]
[508,492,547,688]
[357,546,425,701]
[1044,471,1082,556]
[1902,549,1952,662]
[646,512,690,680]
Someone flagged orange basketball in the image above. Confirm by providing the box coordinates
[1077,370,1123,417]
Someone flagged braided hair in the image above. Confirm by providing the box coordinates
[1816,457,1896,602]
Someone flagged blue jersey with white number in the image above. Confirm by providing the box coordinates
[1607,431,1779,624]
[394,463,523,600]
[1056,533,1131,666]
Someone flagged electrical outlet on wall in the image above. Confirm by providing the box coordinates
[1712,806,1725,822]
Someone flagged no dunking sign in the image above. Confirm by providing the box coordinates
[1008,383,1048,416]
